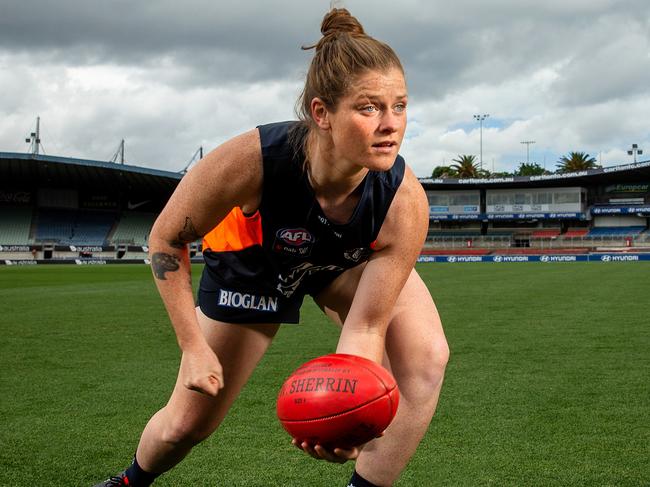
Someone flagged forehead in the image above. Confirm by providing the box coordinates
[347,68,407,98]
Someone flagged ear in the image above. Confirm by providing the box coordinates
[310,97,330,130]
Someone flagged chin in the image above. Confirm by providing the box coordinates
[364,153,397,172]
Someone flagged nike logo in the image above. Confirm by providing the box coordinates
[127,200,150,210]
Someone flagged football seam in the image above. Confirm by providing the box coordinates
[357,360,397,393]
[279,393,388,423]
[356,360,399,415]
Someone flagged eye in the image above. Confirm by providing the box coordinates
[361,105,378,113]
[394,103,407,113]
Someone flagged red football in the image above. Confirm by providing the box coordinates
[276,353,400,448]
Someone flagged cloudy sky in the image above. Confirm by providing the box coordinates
[1,0,649,177]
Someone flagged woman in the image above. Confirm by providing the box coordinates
[95,8,449,487]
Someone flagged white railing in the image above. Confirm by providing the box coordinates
[425,234,650,250]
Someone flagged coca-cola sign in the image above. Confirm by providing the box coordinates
[0,190,32,204]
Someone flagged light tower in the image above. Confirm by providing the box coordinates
[521,140,536,164]
[180,146,204,174]
[473,114,489,170]
[110,139,125,164]
[627,144,643,163]
[25,116,44,155]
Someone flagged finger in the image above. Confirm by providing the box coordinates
[210,374,224,390]
[292,439,307,452]
[190,377,220,397]
[205,378,221,396]
[213,369,225,389]
[333,447,360,460]
[314,445,347,464]
[301,442,322,460]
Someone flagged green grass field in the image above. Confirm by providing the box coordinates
[1,263,649,486]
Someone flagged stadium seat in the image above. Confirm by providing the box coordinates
[562,229,589,238]
[0,207,34,244]
[110,212,156,245]
[531,229,561,238]
[34,209,116,245]
[427,231,482,237]
[586,226,646,237]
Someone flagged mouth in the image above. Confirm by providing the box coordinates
[371,141,397,153]
[372,141,397,148]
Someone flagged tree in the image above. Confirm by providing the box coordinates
[515,162,548,176]
[490,171,515,178]
[450,154,481,178]
[556,152,598,173]
[431,165,454,178]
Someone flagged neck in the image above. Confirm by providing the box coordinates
[306,130,368,201]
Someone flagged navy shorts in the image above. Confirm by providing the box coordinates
[197,266,343,324]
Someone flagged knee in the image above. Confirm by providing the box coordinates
[160,414,215,448]
[398,338,449,399]
[419,338,450,389]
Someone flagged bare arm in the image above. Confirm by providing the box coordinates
[149,129,262,395]
[336,166,429,363]
[296,167,428,462]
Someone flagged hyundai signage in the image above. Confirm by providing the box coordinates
[417,253,650,263]
[591,206,650,215]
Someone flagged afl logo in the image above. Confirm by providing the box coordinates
[276,228,314,247]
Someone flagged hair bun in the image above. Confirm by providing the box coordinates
[321,8,365,37]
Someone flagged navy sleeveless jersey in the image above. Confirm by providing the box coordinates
[199,121,405,321]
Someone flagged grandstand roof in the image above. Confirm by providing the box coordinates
[3,152,649,195]
[419,160,650,189]
[0,152,181,195]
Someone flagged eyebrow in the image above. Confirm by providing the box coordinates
[354,93,408,101]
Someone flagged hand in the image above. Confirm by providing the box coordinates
[291,439,361,464]
[179,341,224,397]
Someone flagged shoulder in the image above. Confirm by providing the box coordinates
[373,165,428,252]
[395,165,427,212]
[257,121,303,161]
[174,128,264,214]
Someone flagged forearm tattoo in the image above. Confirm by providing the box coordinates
[151,252,180,280]
[170,216,201,249]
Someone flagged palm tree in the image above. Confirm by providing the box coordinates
[450,154,481,178]
[556,152,598,173]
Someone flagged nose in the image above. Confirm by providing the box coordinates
[378,110,400,134]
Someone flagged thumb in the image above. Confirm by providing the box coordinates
[210,374,224,391]
[202,376,221,397]
[190,376,220,397]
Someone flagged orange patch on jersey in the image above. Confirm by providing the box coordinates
[202,207,263,252]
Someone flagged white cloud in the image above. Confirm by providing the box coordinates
[0,54,301,170]
[1,0,649,178]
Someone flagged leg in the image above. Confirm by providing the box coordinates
[135,307,279,473]
[316,266,449,486]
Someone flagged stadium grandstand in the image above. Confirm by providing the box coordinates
[420,161,650,261]
[1,151,650,264]
[0,152,196,263]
